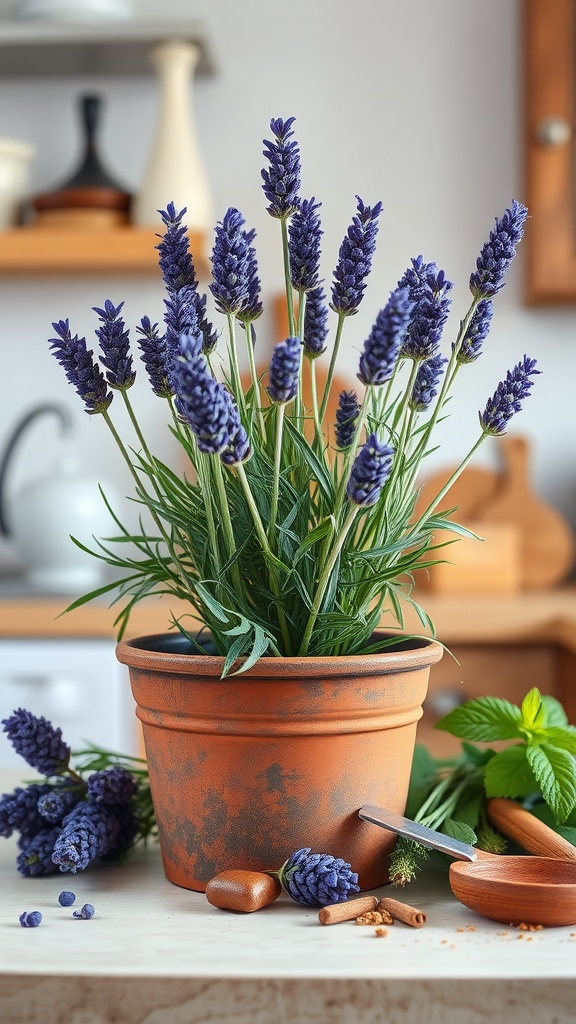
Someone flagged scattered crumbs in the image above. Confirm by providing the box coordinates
[497,931,509,937]
[457,928,465,933]
[450,944,456,949]
[570,933,576,938]
[355,910,393,926]
[466,925,475,932]
[526,936,533,942]
[517,934,524,940]
[441,939,449,944]
[514,922,544,932]
[374,927,388,938]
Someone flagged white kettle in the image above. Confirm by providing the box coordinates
[0,404,119,593]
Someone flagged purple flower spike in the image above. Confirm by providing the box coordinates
[220,403,252,467]
[398,257,453,362]
[210,207,262,321]
[135,317,174,399]
[470,200,528,299]
[173,334,240,455]
[303,285,329,360]
[158,204,218,358]
[17,827,61,877]
[331,196,383,316]
[289,197,323,293]
[261,116,301,219]
[457,299,493,364]
[346,433,394,507]
[334,390,360,450]
[480,355,540,436]
[267,336,302,404]
[278,847,360,907]
[86,768,138,807]
[358,286,412,386]
[0,783,53,839]
[93,298,135,390]
[49,320,112,416]
[52,802,120,873]
[409,353,447,412]
[37,785,80,824]
[2,708,70,777]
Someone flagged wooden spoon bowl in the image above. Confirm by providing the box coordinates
[450,856,576,927]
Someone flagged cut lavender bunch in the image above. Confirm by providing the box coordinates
[52,802,121,873]
[0,784,53,839]
[17,827,61,877]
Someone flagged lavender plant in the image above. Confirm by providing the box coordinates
[49,116,537,672]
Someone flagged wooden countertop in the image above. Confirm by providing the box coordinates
[1,823,576,1024]
[2,586,576,650]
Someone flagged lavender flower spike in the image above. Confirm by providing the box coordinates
[157,202,196,291]
[470,200,528,299]
[17,827,61,877]
[358,286,412,386]
[2,708,70,776]
[49,320,112,415]
[346,433,394,507]
[210,207,262,321]
[398,257,453,362]
[173,334,239,454]
[331,196,383,316]
[303,285,329,360]
[93,299,135,390]
[409,353,447,412]
[86,767,138,806]
[261,116,301,219]
[52,802,120,873]
[480,355,540,436]
[0,784,52,839]
[278,847,360,907]
[289,197,323,293]
[456,299,493,364]
[334,390,360,449]
[135,317,173,399]
[158,204,218,358]
[267,336,302,404]
[220,403,252,467]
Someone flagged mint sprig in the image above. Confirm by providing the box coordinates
[389,687,576,887]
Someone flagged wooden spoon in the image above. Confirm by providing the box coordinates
[359,801,576,927]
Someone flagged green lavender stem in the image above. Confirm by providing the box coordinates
[298,503,359,656]
[319,312,346,424]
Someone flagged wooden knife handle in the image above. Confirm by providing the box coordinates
[487,797,576,860]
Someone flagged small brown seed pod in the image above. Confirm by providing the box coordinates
[205,870,282,913]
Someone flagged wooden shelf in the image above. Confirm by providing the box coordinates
[0,225,208,276]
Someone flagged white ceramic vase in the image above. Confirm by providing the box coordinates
[0,138,35,230]
[133,40,212,232]
[13,0,136,21]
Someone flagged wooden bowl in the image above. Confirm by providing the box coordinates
[450,856,576,927]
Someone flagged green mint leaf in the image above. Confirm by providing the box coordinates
[436,696,523,741]
[521,687,546,729]
[484,745,537,799]
[541,695,569,728]
[526,744,576,822]
[442,818,477,846]
[452,791,483,828]
[540,726,576,756]
[461,742,497,767]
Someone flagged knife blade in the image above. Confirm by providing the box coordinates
[358,804,477,862]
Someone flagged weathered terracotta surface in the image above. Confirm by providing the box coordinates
[116,633,443,892]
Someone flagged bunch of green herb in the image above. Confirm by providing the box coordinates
[49,116,538,671]
[389,687,576,885]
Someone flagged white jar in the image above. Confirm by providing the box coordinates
[0,138,35,230]
[132,40,212,231]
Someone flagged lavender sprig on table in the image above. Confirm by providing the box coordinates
[0,708,155,877]
[276,847,360,906]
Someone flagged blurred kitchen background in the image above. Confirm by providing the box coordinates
[0,0,575,759]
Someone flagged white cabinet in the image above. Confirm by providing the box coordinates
[0,639,139,768]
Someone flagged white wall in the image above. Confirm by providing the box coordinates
[0,0,574,576]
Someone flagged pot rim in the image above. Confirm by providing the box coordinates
[116,630,444,678]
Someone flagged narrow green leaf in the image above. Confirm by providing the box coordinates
[526,744,576,822]
[436,696,523,741]
[484,745,538,799]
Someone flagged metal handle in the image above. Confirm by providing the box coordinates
[358,804,477,862]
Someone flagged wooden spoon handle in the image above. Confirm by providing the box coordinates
[487,798,576,860]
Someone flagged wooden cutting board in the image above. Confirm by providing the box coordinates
[474,434,575,590]
[413,465,500,521]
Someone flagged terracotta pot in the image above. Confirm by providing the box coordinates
[116,632,443,892]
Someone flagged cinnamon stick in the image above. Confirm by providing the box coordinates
[378,896,426,928]
[318,895,378,925]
